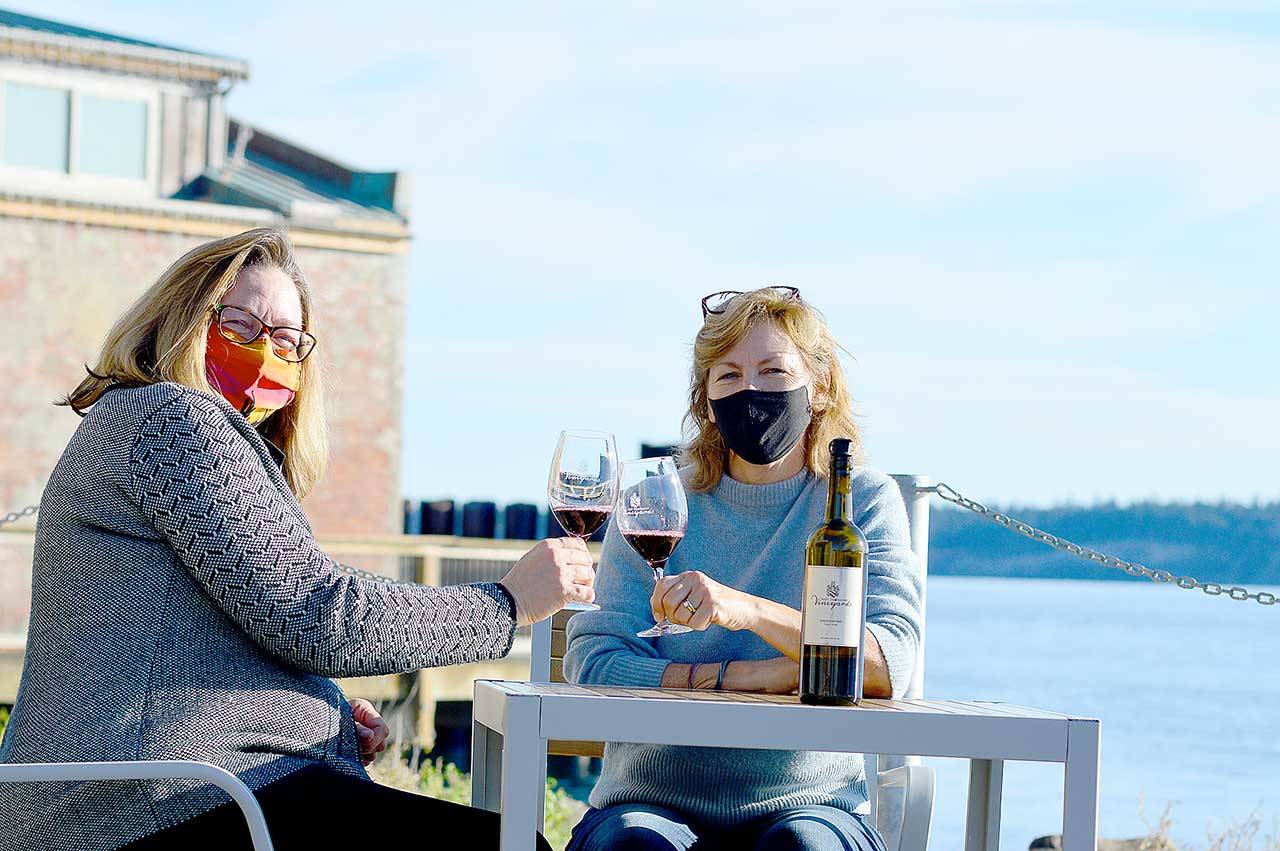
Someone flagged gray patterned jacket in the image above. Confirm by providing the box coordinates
[0,382,518,851]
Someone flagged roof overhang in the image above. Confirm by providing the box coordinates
[0,21,249,85]
[0,189,410,255]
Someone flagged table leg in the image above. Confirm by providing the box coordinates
[964,758,1003,851]
[499,695,543,851]
[471,719,504,812]
[527,621,552,830]
[536,745,548,831]
[1062,719,1101,851]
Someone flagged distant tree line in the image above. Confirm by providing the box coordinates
[929,500,1280,585]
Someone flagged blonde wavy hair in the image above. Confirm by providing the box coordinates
[681,288,862,493]
[62,227,328,499]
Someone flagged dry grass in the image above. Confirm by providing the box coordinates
[368,754,582,850]
[1142,802,1280,851]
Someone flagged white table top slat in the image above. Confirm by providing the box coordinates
[477,681,1090,763]
[495,681,1072,718]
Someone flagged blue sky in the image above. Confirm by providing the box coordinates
[34,1,1280,507]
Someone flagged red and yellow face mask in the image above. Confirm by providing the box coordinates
[205,324,301,424]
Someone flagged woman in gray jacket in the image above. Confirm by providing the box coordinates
[0,228,589,851]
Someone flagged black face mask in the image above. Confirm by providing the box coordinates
[709,387,813,466]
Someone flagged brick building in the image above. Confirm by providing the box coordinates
[0,9,412,691]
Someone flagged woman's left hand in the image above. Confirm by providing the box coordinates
[652,571,755,632]
[350,698,389,766]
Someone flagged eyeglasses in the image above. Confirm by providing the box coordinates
[700,286,802,318]
[211,304,318,363]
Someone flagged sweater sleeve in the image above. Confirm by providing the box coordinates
[563,518,671,688]
[855,472,924,698]
[126,390,516,678]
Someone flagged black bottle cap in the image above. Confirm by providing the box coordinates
[829,438,853,457]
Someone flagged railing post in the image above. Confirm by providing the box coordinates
[883,474,932,851]
[892,474,930,701]
[419,550,442,586]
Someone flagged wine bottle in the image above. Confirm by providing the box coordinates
[800,438,868,706]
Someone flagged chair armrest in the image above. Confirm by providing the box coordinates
[876,764,935,851]
[0,760,274,851]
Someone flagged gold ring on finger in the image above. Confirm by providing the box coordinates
[682,600,699,616]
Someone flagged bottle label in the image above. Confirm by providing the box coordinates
[802,564,863,648]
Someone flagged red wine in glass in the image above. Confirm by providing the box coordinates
[548,430,619,612]
[553,506,613,539]
[621,530,683,564]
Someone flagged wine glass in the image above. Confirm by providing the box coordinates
[548,430,618,612]
[616,456,691,637]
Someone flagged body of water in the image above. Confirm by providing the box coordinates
[921,575,1279,849]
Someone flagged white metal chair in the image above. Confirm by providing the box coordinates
[0,759,274,850]
[530,474,936,851]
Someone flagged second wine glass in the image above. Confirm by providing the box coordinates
[617,456,691,637]
[548,429,618,612]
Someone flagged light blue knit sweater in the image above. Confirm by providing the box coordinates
[564,466,922,826]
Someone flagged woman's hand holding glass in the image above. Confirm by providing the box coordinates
[655,567,809,665]
[651,571,754,633]
[499,538,596,627]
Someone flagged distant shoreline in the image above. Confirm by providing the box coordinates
[926,572,1280,591]
[929,501,1280,585]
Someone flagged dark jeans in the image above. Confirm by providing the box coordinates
[122,763,552,851]
[566,803,888,851]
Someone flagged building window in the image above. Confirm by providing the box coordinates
[78,93,148,180]
[2,81,70,173]
[1,79,150,183]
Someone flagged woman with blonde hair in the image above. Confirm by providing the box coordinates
[0,227,585,851]
[565,287,922,850]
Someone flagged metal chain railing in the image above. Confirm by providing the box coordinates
[335,561,401,584]
[922,483,1277,608]
[0,504,39,529]
[6,489,1277,609]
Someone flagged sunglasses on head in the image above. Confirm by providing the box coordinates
[700,286,802,318]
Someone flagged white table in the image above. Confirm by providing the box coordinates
[471,680,1100,851]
